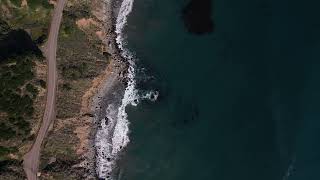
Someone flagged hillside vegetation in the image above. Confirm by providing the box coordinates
[0,1,50,178]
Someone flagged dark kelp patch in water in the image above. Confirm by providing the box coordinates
[182,0,214,35]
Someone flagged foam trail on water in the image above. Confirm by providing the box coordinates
[282,155,296,180]
[113,0,138,155]
[96,0,159,178]
[95,105,118,178]
[96,0,138,179]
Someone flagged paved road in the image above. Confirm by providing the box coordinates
[23,0,66,179]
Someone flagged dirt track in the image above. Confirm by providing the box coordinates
[23,0,66,179]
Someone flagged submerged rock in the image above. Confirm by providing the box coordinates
[181,0,214,35]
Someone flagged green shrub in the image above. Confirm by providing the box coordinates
[0,146,18,157]
[39,79,46,88]
[0,55,37,140]
[28,0,53,9]
[9,0,22,7]
[0,124,15,140]
[26,83,38,98]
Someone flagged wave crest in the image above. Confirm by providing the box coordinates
[95,0,159,179]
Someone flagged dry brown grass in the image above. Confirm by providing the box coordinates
[39,0,113,178]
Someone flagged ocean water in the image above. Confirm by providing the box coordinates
[111,0,320,179]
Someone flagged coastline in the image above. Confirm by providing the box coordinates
[91,0,159,178]
[76,58,125,179]
[0,0,128,178]
[76,0,128,178]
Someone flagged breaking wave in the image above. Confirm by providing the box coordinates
[95,0,158,179]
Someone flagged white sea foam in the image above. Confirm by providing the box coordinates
[112,0,138,155]
[96,0,139,179]
[282,156,296,180]
[96,0,160,178]
[95,105,118,178]
[141,90,159,102]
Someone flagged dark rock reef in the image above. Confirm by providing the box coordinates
[182,0,214,35]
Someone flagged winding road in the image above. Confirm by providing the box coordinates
[23,0,66,179]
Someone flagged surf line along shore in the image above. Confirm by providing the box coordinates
[93,0,159,178]
[89,0,132,178]
[23,0,66,179]
[22,0,129,178]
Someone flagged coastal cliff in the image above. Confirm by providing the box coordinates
[0,0,125,179]
[39,0,125,179]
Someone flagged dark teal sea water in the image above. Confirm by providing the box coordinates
[118,0,320,179]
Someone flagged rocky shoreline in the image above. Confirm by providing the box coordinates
[0,0,129,178]
[78,0,129,178]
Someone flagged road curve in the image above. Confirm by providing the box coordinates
[23,0,66,179]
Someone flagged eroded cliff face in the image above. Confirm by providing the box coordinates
[0,0,117,179]
[39,0,120,179]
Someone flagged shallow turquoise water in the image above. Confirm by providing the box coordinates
[118,0,320,179]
